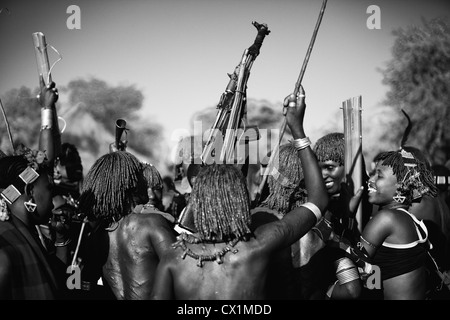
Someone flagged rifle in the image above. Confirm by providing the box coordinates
[342,95,364,234]
[254,0,328,205]
[201,21,270,166]
[32,32,62,162]
[115,118,128,151]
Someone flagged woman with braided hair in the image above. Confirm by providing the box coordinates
[253,140,363,300]
[0,152,70,299]
[333,148,438,300]
[313,132,370,242]
[0,79,73,299]
[77,151,177,300]
[290,132,367,300]
[249,142,309,299]
[134,162,176,223]
[150,88,328,300]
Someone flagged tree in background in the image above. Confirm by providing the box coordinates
[380,17,450,165]
[0,86,40,153]
[0,77,165,175]
[66,78,163,158]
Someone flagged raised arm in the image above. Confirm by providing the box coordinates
[37,74,60,165]
[257,86,328,248]
[285,87,328,213]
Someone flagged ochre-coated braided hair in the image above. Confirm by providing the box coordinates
[374,149,438,205]
[141,162,163,190]
[78,151,147,226]
[190,164,251,242]
[260,143,307,215]
[313,132,345,166]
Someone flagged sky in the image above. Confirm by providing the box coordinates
[0,0,449,159]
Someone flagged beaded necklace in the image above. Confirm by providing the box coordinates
[172,232,240,267]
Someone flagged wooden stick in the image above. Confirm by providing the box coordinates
[255,0,328,203]
[0,98,14,153]
[71,217,88,268]
[293,0,328,96]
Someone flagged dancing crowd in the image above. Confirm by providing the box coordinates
[0,75,449,301]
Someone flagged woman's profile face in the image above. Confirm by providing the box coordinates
[367,163,398,206]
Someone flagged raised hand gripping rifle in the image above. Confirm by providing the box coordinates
[201,21,270,166]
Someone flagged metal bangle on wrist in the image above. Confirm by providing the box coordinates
[41,108,53,130]
[291,136,311,151]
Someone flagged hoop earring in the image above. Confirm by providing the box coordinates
[24,197,37,212]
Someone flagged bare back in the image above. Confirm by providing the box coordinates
[151,207,318,300]
[102,211,177,300]
[383,267,427,300]
[164,240,269,299]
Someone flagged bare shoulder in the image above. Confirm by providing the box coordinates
[371,208,397,223]
[119,212,177,242]
[365,208,398,234]
[127,211,174,228]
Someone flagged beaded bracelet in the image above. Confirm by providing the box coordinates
[292,137,311,151]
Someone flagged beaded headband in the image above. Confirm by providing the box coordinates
[398,149,430,200]
[0,148,47,205]
[1,167,40,204]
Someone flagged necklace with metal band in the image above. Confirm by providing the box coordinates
[172,232,240,267]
